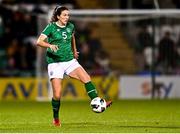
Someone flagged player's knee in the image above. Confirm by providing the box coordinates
[53,93,61,100]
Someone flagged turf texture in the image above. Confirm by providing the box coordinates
[0,99,180,133]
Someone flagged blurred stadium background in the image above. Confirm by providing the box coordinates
[0,0,180,132]
[0,0,180,100]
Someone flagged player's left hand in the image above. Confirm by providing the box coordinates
[74,51,79,59]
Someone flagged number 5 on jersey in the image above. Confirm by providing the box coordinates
[62,32,67,39]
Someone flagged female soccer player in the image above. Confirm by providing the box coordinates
[36,6,112,127]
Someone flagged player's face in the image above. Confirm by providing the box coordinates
[58,10,69,26]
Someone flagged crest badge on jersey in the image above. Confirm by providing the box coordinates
[66,28,71,33]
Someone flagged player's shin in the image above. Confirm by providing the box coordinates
[84,81,98,100]
[51,98,60,119]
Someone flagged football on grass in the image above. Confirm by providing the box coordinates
[90,97,106,113]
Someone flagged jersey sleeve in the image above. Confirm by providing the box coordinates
[41,23,52,37]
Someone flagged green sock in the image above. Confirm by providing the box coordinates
[85,81,98,100]
[51,98,60,119]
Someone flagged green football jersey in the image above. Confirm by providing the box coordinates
[42,22,75,63]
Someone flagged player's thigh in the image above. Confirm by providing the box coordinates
[51,78,63,96]
[68,67,91,83]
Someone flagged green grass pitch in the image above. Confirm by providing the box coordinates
[0,99,180,133]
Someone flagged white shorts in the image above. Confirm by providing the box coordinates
[48,59,81,79]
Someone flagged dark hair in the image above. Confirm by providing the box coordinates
[50,6,69,22]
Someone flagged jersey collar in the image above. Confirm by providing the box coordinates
[55,22,66,28]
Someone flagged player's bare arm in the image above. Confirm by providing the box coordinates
[71,34,79,59]
[37,34,59,52]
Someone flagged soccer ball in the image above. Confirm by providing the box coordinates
[90,97,106,113]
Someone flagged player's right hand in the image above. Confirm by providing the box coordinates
[49,45,59,52]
